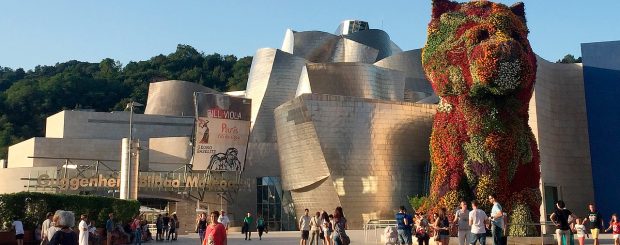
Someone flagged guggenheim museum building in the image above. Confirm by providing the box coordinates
[1,20,619,230]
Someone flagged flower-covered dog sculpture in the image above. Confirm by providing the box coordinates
[421,0,540,235]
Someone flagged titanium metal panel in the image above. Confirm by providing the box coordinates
[344,29,396,61]
[144,80,217,116]
[329,38,379,63]
[275,94,436,228]
[233,48,309,223]
[288,31,340,63]
[297,63,405,101]
[374,49,434,95]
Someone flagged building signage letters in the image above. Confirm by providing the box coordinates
[34,172,246,191]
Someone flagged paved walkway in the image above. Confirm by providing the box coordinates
[144,230,618,245]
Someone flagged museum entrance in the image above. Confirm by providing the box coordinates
[256,177,296,231]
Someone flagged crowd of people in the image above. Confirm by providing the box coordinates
[7,197,619,245]
[13,210,179,245]
[387,195,620,245]
[297,206,349,245]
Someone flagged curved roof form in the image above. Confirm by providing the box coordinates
[374,49,435,96]
[296,63,405,101]
[144,80,217,116]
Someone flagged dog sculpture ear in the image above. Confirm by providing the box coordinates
[432,0,458,19]
[510,2,526,23]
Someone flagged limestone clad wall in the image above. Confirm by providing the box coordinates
[529,56,594,218]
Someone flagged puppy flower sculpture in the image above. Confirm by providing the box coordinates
[421,0,541,236]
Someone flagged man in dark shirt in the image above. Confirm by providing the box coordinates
[155,214,163,241]
[550,200,577,245]
[587,203,605,245]
[162,213,170,240]
[395,206,412,245]
[105,213,114,245]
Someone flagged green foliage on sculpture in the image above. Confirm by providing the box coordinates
[421,0,541,236]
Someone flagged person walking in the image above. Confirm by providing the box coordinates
[163,213,171,240]
[12,217,25,245]
[131,214,142,245]
[454,201,470,245]
[488,194,504,245]
[105,213,115,245]
[203,211,227,245]
[49,211,77,245]
[605,213,620,245]
[321,212,332,245]
[574,218,588,245]
[586,203,604,245]
[310,211,322,245]
[257,213,266,240]
[396,206,413,245]
[197,213,208,243]
[414,212,430,245]
[217,210,230,233]
[333,207,349,245]
[41,212,54,245]
[168,213,178,241]
[550,200,577,245]
[299,209,311,245]
[78,214,89,245]
[469,200,489,245]
[155,214,163,241]
[243,212,254,241]
[434,208,450,245]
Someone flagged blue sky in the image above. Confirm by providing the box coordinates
[1,0,619,70]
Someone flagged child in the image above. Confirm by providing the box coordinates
[574,217,588,245]
[605,214,620,245]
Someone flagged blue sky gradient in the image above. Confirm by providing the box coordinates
[2,0,619,70]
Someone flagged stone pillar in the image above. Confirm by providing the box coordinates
[120,138,139,200]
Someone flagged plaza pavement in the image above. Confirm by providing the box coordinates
[147,230,618,245]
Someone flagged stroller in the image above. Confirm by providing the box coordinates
[382,226,399,245]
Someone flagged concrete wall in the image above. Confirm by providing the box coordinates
[148,137,192,171]
[45,110,194,140]
[8,137,125,169]
[0,167,57,194]
[581,40,620,218]
[275,94,435,228]
[7,138,36,168]
[529,56,594,218]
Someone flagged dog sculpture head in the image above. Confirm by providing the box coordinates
[422,0,536,99]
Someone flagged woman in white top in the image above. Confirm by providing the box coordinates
[574,217,588,245]
[321,212,332,245]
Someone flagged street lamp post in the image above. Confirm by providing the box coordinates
[120,101,143,200]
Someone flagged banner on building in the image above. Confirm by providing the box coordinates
[193,93,251,172]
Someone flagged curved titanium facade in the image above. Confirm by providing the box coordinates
[275,94,435,228]
[374,49,434,97]
[296,63,405,101]
[234,48,309,222]
[144,80,217,116]
[234,21,439,229]
[529,56,594,219]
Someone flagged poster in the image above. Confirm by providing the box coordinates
[193,93,251,172]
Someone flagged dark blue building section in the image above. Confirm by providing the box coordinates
[581,41,620,219]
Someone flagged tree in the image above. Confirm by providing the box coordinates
[556,54,582,63]
[0,44,253,159]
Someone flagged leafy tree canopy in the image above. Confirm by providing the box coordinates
[0,44,252,159]
[556,54,582,63]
